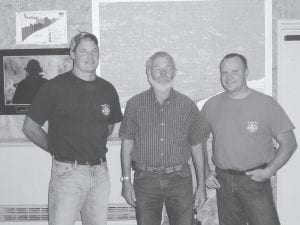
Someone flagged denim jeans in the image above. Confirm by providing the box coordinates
[48,159,110,225]
[133,164,194,225]
[216,168,280,225]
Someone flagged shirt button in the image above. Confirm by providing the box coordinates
[161,123,164,126]
[161,109,164,112]
[160,138,164,141]
[161,153,164,156]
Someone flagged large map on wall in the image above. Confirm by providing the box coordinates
[97,0,266,109]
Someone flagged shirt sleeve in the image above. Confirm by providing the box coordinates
[108,85,123,124]
[188,102,210,146]
[118,99,136,140]
[200,101,212,133]
[268,97,295,136]
[27,81,55,126]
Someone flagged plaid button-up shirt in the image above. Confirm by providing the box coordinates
[119,88,209,167]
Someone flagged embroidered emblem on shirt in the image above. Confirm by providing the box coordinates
[246,121,259,133]
[101,104,110,116]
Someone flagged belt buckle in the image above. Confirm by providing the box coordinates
[143,165,182,173]
[150,167,161,172]
[145,166,162,173]
[165,164,183,173]
[165,166,174,173]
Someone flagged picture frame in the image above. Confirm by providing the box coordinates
[0,48,72,115]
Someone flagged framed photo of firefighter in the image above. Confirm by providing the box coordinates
[0,48,72,115]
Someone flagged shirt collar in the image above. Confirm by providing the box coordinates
[147,87,176,104]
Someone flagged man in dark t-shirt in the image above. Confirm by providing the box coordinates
[23,32,123,225]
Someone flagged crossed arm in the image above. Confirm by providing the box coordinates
[206,130,297,189]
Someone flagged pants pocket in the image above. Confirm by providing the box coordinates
[133,169,145,180]
[52,161,76,177]
[175,165,191,178]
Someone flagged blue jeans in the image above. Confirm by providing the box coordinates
[48,159,110,225]
[216,168,280,225]
[133,164,194,225]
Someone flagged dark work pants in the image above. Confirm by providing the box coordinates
[133,165,194,225]
[216,168,280,225]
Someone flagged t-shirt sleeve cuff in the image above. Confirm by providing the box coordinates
[27,114,46,126]
[273,125,296,137]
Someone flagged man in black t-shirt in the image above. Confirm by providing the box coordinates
[23,32,123,225]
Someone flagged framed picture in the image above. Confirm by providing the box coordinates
[0,48,72,115]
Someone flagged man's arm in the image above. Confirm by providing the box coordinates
[120,138,136,207]
[23,116,49,152]
[202,138,211,178]
[203,137,221,189]
[246,130,297,181]
[108,124,115,136]
[191,142,207,210]
[107,122,121,140]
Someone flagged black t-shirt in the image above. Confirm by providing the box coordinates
[28,71,123,161]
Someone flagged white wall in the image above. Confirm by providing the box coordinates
[0,142,125,205]
[277,20,300,225]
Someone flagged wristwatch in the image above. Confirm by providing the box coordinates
[120,176,131,182]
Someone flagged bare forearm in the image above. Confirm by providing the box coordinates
[120,139,134,178]
[23,117,49,152]
[108,124,115,136]
[267,131,297,175]
[202,139,211,178]
[267,145,296,175]
[191,143,206,190]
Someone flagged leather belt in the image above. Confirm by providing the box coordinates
[54,156,106,166]
[135,162,188,174]
[217,163,267,175]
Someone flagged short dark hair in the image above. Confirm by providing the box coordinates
[219,53,248,71]
[145,51,176,71]
[70,32,98,52]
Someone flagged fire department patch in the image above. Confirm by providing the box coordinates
[246,121,259,133]
[101,104,110,117]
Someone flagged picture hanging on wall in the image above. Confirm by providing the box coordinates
[0,48,72,115]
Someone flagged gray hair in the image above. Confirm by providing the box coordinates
[145,51,177,72]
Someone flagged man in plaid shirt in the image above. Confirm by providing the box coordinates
[119,51,209,225]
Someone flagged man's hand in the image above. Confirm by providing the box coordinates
[121,181,136,207]
[194,187,207,210]
[206,171,220,189]
[245,168,273,182]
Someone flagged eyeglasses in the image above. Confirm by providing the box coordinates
[152,67,174,73]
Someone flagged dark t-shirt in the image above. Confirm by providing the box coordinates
[28,71,123,161]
